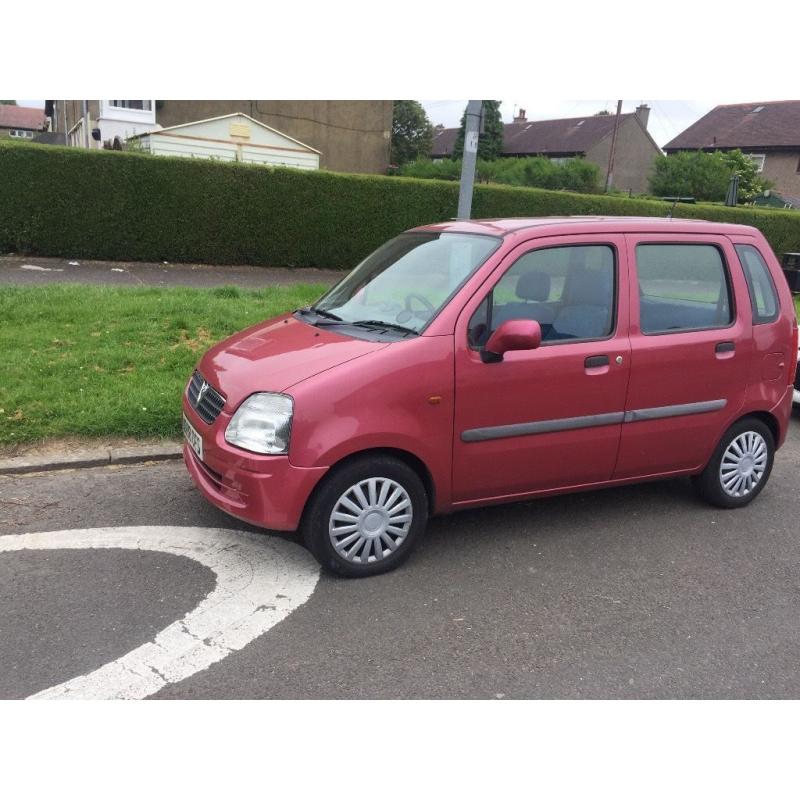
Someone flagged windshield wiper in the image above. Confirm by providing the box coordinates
[299,305,343,321]
[351,319,419,336]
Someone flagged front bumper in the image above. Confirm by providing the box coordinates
[182,398,327,531]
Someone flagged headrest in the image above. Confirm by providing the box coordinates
[568,268,612,306]
[516,270,551,301]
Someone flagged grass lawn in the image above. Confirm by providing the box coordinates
[0,283,326,445]
[2,286,799,448]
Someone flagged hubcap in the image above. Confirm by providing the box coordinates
[719,431,768,498]
[328,477,413,564]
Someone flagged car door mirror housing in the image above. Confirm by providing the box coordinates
[482,319,542,363]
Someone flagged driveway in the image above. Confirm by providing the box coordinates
[1,416,799,699]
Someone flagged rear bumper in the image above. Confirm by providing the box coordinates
[181,398,328,531]
[771,384,795,449]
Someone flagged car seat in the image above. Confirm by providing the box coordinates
[551,267,613,339]
[492,270,557,332]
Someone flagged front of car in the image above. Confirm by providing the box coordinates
[182,228,502,531]
[182,314,388,529]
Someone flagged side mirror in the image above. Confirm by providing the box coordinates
[482,319,542,363]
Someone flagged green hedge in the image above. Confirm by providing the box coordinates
[2,141,799,269]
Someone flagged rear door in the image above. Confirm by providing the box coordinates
[452,234,631,503]
[614,234,751,479]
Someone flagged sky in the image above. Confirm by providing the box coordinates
[17,98,715,149]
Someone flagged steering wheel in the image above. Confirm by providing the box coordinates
[404,293,436,320]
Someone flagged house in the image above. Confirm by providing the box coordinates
[663,101,800,199]
[48,100,160,148]
[129,113,320,169]
[48,100,393,174]
[156,101,391,174]
[431,105,662,194]
[0,105,47,141]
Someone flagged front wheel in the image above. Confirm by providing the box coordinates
[693,417,775,509]
[301,456,429,577]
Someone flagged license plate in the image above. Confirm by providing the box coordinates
[182,414,203,462]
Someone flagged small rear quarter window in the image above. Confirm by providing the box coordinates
[735,244,779,324]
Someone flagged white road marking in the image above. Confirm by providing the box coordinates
[20,264,64,272]
[0,526,320,700]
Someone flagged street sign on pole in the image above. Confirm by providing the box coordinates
[457,100,483,220]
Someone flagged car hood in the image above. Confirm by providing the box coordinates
[196,314,388,409]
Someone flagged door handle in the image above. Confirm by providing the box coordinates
[584,355,609,368]
[715,341,735,354]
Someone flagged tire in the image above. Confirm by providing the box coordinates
[301,455,429,578]
[693,417,775,509]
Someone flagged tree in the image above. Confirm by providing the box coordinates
[717,149,772,203]
[453,100,504,160]
[390,101,433,166]
[648,149,772,203]
[648,151,731,201]
[0,100,17,105]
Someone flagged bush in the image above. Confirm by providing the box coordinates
[2,141,800,269]
[649,149,773,203]
[398,156,601,193]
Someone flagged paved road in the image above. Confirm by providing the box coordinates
[2,417,799,699]
[0,255,340,288]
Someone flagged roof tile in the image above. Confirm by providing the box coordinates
[664,101,800,150]
[0,105,47,131]
[431,114,635,157]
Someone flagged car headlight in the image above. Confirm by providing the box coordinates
[225,393,293,454]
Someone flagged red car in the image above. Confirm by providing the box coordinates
[183,217,798,577]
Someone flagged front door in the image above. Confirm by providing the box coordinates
[452,235,631,504]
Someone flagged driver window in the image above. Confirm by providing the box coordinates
[467,244,616,347]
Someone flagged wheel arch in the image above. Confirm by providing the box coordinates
[305,447,438,516]
[735,410,780,446]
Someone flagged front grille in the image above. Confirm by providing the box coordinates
[187,370,226,424]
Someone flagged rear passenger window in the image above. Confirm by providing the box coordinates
[636,244,733,334]
[735,244,779,324]
[467,244,616,347]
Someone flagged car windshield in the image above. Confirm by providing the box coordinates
[310,232,501,334]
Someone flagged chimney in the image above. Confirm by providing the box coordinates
[514,108,527,123]
[635,104,650,129]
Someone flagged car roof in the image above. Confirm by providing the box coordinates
[410,216,760,239]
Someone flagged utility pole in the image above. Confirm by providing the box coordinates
[457,100,483,220]
[604,99,623,193]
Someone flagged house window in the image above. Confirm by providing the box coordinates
[109,101,152,111]
[8,129,34,138]
[747,153,766,173]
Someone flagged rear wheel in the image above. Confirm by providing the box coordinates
[693,417,774,509]
[302,455,428,577]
